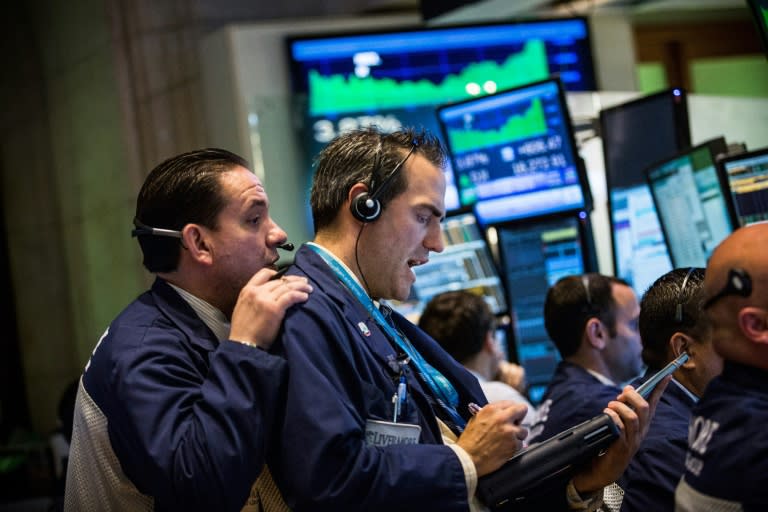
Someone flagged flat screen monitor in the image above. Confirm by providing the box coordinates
[389,211,508,323]
[286,17,598,214]
[495,212,595,404]
[437,78,590,227]
[600,88,691,295]
[747,0,768,59]
[646,137,733,268]
[717,146,768,227]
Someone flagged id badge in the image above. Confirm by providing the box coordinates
[365,419,421,447]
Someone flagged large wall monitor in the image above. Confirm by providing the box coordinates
[646,137,733,268]
[747,0,768,60]
[599,88,691,295]
[495,212,596,404]
[286,17,597,213]
[389,211,508,323]
[437,78,590,227]
[717,146,768,227]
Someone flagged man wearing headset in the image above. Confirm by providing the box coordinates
[676,224,768,510]
[267,127,663,511]
[64,149,312,511]
[617,267,722,511]
[528,273,645,445]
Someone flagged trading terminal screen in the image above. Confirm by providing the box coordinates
[390,211,507,324]
[718,147,768,227]
[496,214,591,404]
[646,137,733,268]
[437,78,589,226]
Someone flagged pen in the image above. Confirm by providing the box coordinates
[636,352,689,399]
[393,374,407,422]
[468,402,482,416]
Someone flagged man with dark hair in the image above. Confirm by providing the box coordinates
[616,267,722,511]
[676,224,768,510]
[269,127,661,511]
[64,148,313,511]
[418,290,536,427]
[529,273,644,443]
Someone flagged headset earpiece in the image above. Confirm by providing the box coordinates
[349,139,418,223]
[351,191,382,222]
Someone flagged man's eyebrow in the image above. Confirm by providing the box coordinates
[421,204,444,220]
[244,197,268,211]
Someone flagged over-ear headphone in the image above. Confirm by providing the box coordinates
[351,141,418,222]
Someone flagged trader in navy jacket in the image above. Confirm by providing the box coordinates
[676,224,768,510]
[528,273,645,444]
[618,267,722,511]
[268,127,662,511]
[64,149,313,511]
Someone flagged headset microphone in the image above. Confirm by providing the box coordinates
[278,242,294,251]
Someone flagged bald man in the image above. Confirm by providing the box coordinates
[675,223,768,511]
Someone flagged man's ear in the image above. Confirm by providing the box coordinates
[739,307,768,345]
[180,224,213,265]
[585,317,607,350]
[670,332,694,368]
[482,330,497,354]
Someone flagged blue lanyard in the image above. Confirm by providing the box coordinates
[308,244,466,430]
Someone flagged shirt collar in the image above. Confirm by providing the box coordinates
[167,283,230,342]
[307,241,368,295]
[585,368,617,387]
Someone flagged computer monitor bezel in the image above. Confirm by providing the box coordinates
[435,77,593,228]
[716,145,768,228]
[644,136,734,268]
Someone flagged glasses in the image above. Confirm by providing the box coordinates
[702,268,752,310]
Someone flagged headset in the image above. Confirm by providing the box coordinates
[675,267,697,323]
[131,217,293,250]
[351,140,418,223]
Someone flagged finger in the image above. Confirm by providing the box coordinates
[280,276,313,291]
[602,406,621,429]
[272,286,312,308]
[247,266,284,286]
[605,400,640,436]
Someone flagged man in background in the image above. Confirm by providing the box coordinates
[418,290,536,428]
[617,267,722,511]
[529,273,644,443]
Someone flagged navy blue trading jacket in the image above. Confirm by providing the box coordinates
[618,372,696,511]
[74,278,286,511]
[528,361,622,443]
[676,361,768,511]
[269,245,570,511]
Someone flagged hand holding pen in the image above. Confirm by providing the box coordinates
[458,400,529,477]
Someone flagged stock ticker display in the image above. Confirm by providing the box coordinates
[437,78,588,226]
[287,18,596,212]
